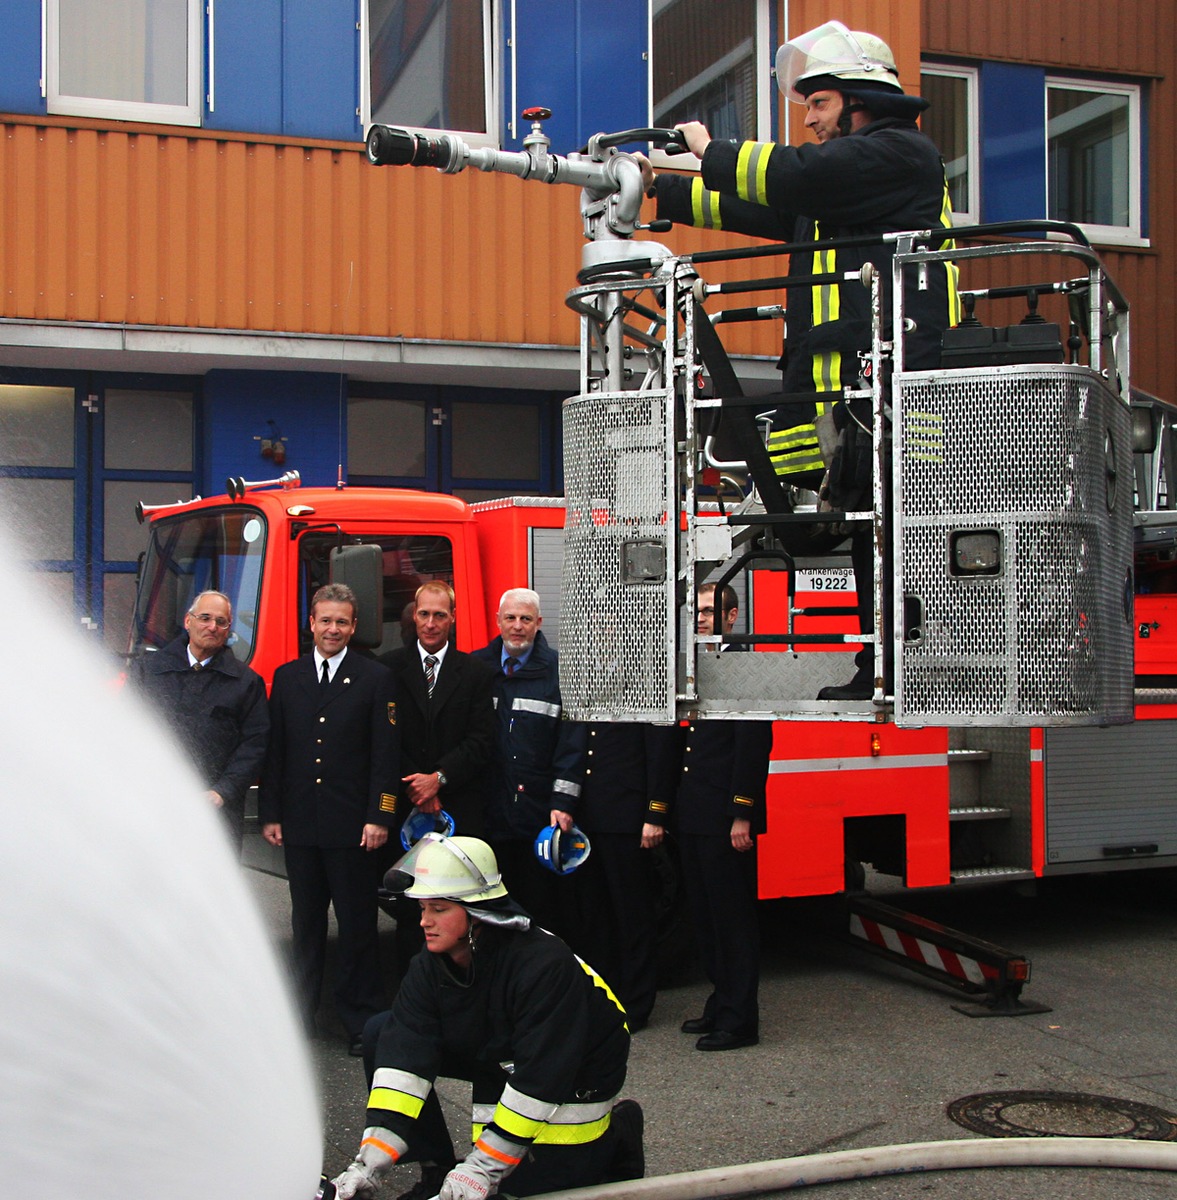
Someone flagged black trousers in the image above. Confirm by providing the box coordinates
[568,832,658,1027]
[677,833,759,1035]
[360,1014,620,1195]
[284,842,386,1037]
[489,838,572,940]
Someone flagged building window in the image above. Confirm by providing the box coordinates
[920,65,978,224]
[649,0,770,166]
[1047,79,1142,243]
[362,0,496,144]
[46,0,203,126]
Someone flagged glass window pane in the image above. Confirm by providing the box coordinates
[0,478,74,560]
[132,506,268,660]
[451,403,540,481]
[105,480,193,562]
[1048,86,1130,228]
[369,0,487,133]
[57,0,191,106]
[0,385,75,468]
[348,397,428,477]
[105,389,194,471]
[921,72,971,216]
[104,572,140,654]
[653,0,757,142]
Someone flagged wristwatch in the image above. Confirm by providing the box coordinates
[436,770,448,787]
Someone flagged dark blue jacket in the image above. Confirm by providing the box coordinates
[472,631,587,841]
[130,635,269,834]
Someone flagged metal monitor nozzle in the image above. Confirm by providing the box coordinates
[365,113,686,256]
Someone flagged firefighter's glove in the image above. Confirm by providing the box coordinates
[332,1135,397,1200]
[439,1146,514,1200]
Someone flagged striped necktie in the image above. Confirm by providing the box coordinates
[424,654,439,696]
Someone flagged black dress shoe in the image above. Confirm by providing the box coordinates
[348,1034,365,1056]
[817,665,874,701]
[680,1016,714,1035]
[695,1029,759,1051]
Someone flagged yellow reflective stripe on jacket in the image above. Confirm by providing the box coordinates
[690,177,723,230]
[471,1094,615,1148]
[576,954,626,1016]
[938,179,962,326]
[735,141,772,205]
[810,221,842,394]
[368,1066,431,1120]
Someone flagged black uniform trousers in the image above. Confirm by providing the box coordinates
[490,838,571,941]
[678,832,759,1036]
[571,832,658,1028]
[285,842,385,1038]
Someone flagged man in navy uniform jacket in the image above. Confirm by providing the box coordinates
[260,582,399,1052]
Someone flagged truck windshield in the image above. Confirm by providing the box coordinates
[129,507,267,662]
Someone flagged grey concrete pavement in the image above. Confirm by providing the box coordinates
[245,858,1177,1199]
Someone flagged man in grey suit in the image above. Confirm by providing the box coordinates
[259,583,399,1053]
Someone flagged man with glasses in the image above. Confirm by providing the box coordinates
[130,589,269,851]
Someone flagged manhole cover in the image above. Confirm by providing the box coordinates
[948,1090,1177,1141]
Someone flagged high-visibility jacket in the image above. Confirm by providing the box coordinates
[362,923,629,1171]
[653,116,960,482]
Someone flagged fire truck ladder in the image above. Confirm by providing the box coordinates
[845,894,1051,1017]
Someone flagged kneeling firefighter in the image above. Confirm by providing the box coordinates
[331,835,643,1200]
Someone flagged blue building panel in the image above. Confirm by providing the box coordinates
[980,62,1046,224]
[0,0,46,114]
[507,0,647,154]
[282,0,362,142]
[206,0,284,135]
[203,371,348,491]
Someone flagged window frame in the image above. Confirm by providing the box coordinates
[359,0,500,149]
[1045,75,1145,247]
[920,62,980,226]
[44,0,204,127]
[646,0,772,171]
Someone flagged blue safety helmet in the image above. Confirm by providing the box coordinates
[400,807,456,851]
[534,823,592,875]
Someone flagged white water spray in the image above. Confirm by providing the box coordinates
[0,549,321,1197]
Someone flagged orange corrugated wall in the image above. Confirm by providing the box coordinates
[0,0,952,369]
[0,115,786,360]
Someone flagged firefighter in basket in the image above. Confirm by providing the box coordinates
[331,834,643,1200]
[639,19,960,700]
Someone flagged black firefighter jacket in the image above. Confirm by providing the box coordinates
[366,923,629,1161]
[258,649,399,848]
[653,117,959,390]
[472,631,587,841]
[130,635,269,821]
[382,644,497,839]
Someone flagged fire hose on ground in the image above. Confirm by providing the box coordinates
[536,1135,1177,1198]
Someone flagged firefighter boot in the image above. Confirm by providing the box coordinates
[603,1099,645,1182]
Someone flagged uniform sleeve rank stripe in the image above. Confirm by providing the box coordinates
[649,800,669,813]
[379,793,397,813]
[511,698,561,718]
[368,1087,426,1118]
[733,794,755,806]
[373,1067,432,1097]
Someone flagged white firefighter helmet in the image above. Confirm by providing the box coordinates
[396,834,508,902]
[776,20,902,102]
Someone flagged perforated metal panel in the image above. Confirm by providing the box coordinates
[895,365,1133,726]
[559,389,677,721]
